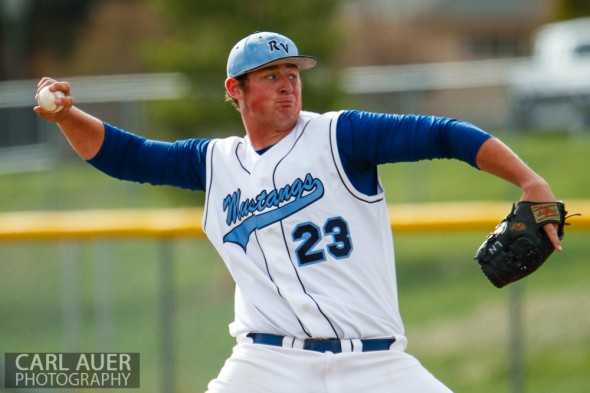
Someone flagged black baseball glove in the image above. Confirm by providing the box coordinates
[474,201,567,288]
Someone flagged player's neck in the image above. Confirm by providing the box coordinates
[244,124,296,151]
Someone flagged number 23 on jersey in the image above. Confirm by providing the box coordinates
[292,216,353,266]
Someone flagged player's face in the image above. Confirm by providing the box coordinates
[238,64,302,134]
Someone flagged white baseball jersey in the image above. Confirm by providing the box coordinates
[202,111,405,343]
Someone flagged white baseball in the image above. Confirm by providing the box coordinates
[38,86,65,113]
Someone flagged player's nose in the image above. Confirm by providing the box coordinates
[278,75,294,94]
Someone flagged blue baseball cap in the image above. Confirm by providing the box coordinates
[227,32,318,78]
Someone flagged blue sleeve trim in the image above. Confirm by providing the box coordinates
[336,110,492,195]
[87,123,209,191]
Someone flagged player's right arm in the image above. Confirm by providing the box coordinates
[34,78,208,191]
[34,78,105,161]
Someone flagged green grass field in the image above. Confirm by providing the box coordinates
[1,131,589,392]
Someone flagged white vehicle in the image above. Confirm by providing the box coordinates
[509,17,590,130]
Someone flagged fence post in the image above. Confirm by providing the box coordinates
[96,240,114,351]
[61,242,81,351]
[159,240,175,393]
[509,282,525,393]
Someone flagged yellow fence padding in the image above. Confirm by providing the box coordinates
[0,201,587,242]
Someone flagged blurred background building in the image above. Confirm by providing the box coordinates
[0,0,588,172]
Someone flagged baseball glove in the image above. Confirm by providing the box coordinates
[475,201,567,288]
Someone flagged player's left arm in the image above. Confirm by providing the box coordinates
[475,137,561,251]
[337,110,561,250]
[335,110,491,195]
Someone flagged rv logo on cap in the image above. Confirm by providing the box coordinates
[268,40,289,53]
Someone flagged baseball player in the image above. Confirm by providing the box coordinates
[35,32,561,393]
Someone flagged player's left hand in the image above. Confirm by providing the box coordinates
[475,201,568,288]
[519,180,562,251]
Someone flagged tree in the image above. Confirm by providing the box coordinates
[145,0,346,138]
[0,0,96,79]
[552,0,590,21]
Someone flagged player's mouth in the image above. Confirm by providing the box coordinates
[275,99,299,112]
[276,99,295,106]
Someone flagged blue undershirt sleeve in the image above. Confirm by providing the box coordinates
[336,110,492,195]
[87,123,209,191]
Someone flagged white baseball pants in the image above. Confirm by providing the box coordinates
[206,341,453,393]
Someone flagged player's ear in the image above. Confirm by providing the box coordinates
[225,77,243,100]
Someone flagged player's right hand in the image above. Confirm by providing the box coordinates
[34,77,75,123]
